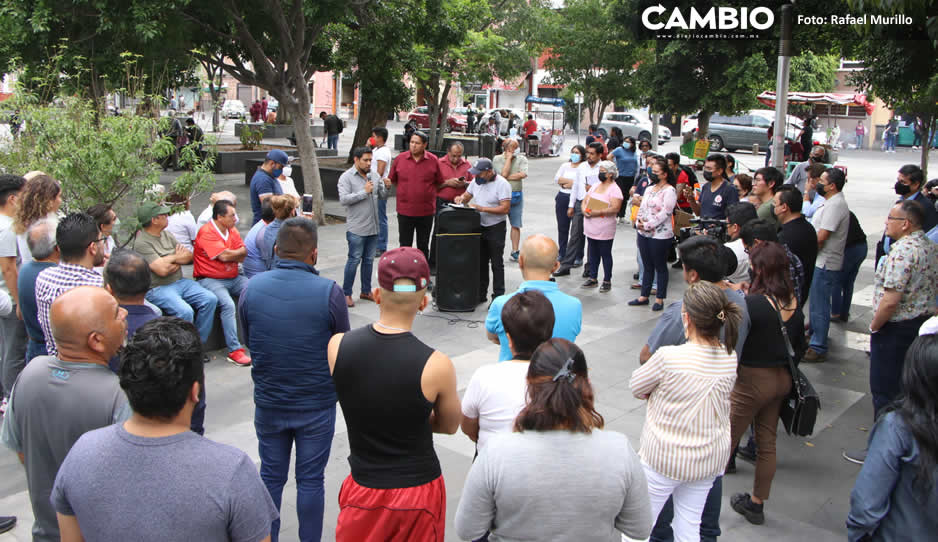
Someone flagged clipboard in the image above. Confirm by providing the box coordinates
[674,209,693,229]
[586,196,609,213]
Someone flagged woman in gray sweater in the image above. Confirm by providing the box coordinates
[454,338,652,541]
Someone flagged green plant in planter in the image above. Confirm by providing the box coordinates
[239,126,264,150]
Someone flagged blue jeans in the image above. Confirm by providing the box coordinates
[808,267,841,353]
[636,240,658,289]
[197,275,248,352]
[343,232,377,296]
[638,235,670,299]
[255,405,336,542]
[832,242,867,320]
[327,134,339,150]
[555,192,571,259]
[145,279,218,343]
[377,199,388,252]
[508,191,523,228]
[650,476,722,542]
[856,134,863,149]
[25,339,46,365]
[870,315,929,418]
[587,237,614,281]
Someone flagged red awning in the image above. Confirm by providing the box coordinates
[756,91,874,115]
[0,92,12,102]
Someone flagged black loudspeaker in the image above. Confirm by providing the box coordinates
[435,206,482,312]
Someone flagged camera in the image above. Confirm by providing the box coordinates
[677,217,729,244]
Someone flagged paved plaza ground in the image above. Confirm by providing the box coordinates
[0,118,933,541]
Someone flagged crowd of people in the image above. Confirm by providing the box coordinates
[0,119,937,542]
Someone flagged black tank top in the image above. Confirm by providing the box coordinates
[333,325,440,489]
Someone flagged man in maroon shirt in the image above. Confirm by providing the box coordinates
[385,132,444,261]
[429,142,473,271]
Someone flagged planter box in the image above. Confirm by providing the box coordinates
[394,133,487,156]
[216,149,297,174]
[234,122,327,139]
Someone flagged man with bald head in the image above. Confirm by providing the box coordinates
[485,234,582,361]
[197,190,239,226]
[1,286,130,542]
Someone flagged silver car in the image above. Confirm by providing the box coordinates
[599,112,671,145]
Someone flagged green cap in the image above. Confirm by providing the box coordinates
[137,201,172,224]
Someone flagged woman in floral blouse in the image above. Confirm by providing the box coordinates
[630,161,677,311]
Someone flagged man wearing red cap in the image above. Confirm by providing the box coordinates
[328,247,461,542]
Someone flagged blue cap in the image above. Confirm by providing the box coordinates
[468,158,493,175]
[266,149,289,165]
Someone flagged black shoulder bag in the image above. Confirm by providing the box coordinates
[769,296,820,437]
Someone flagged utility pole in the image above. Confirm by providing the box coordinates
[772,4,793,169]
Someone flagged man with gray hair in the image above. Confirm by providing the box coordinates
[15,219,58,368]
[785,145,826,193]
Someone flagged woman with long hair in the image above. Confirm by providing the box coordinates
[725,154,737,181]
[728,241,805,525]
[631,281,741,540]
[630,160,677,310]
[581,160,623,292]
[554,144,586,260]
[14,172,62,264]
[455,338,652,541]
[847,333,938,541]
[460,290,553,452]
[255,195,296,271]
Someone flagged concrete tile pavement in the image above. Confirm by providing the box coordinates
[1,122,933,541]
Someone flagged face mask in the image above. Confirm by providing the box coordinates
[597,172,607,182]
[271,168,283,178]
[894,181,912,196]
[570,154,581,164]
[647,166,653,176]
[476,173,490,185]
[703,170,714,182]
[368,136,376,147]
[282,166,292,178]
[816,183,827,197]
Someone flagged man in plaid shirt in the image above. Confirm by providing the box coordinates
[35,213,106,356]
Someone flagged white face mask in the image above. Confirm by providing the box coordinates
[282,165,292,178]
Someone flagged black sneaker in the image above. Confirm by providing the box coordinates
[730,493,764,525]
[581,267,590,278]
[552,266,571,277]
[581,278,599,288]
[599,281,611,293]
[0,516,15,534]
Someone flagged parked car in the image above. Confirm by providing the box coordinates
[599,112,671,145]
[221,99,246,119]
[267,97,278,112]
[682,110,826,152]
[407,106,467,132]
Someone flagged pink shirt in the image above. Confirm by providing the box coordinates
[583,183,623,240]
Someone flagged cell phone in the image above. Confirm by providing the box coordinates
[302,194,313,214]
[458,176,465,181]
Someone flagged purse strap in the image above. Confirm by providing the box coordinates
[767,295,798,377]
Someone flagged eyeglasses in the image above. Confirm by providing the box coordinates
[886,215,908,222]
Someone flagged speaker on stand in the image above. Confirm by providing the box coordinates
[434,205,481,312]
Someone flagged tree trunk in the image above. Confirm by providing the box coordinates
[696,110,711,141]
[921,115,933,172]
[348,95,387,163]
[290,89,325,224]
[209,85,221,132]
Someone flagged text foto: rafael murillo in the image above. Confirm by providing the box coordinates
[797,14,913,25]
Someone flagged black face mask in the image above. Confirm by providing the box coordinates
[816,183,827,197]
[597,172,608,182]
[894,181,912,196]
[702,170,714,182]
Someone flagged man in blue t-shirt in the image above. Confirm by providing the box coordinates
[486,235,582,361]
[17,220,59,364]
[686,154,738,219]
[249,149,288,224]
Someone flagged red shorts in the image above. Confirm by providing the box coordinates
[336,474,446,542]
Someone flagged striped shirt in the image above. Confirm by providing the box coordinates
[35,263,104,356]
[630,342,737,482]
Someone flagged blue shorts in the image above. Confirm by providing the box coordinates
[509,191,523,228]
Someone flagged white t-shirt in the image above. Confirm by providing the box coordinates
[370,145,393,180]
[554,163,581,195]
[278,178,300,199]
[461,361,530,451]
[0,214,16,299]
[725,238,750,284]
[167,211,198,251]
[570,163,599,206]
[466,176,511,227]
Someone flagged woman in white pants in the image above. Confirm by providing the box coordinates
[630,281,741,542]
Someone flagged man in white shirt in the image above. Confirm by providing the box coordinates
[196,191,239,226]
[554,142,602,277]
[455,158,511,303]
[724,202,758,284]
[805,167,850,362]
[165,196,198,251]
[370,127,393,256]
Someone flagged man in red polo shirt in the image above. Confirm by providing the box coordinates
[385,132,444,261]
[193,199,251,366]
[429,141,473,272]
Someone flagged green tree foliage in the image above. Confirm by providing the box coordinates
[847,0,938,169]
[0,0,196,110]
[544,0,651,125]
[788,52,839,93]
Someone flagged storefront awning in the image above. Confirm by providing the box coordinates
[756,91,874,115]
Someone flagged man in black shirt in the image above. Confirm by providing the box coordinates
[319,111,343,151]
[774,185,818,304]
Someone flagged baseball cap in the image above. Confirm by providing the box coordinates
[378,247,430,292]
[468,158,493,176]
[266,149,289,165]
[137,201,172,224]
